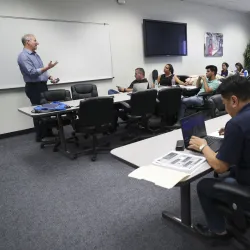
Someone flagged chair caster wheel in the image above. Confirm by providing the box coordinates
[40,144,45,149]
[91,156,96,162]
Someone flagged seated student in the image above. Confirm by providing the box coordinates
[108,68,148,95]
[235,62,244,75]
[221,62,229,77]
[188,75,250,239]
[178,65,219,119]
[157,64,184,86]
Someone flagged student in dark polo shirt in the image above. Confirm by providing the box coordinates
[108,68,148,95]
[188,75,250,239]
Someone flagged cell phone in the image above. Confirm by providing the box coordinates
[116,86,121,88]
[175,140,184,151]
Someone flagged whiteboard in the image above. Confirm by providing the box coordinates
[0,16,113,89]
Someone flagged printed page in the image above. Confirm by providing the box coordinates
[128,165,190,189]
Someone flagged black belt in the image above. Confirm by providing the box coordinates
[25,82,47,87]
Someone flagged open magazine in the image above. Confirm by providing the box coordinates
[153,151,206,174]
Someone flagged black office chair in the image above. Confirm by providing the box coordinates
[40,89,72,104]
[71,83,98,100]
[72,96,115,161]
[213,182,250,249]
[120,89,158,142]
[39,89,73,150]
[209,94,227,118]
[152,69,158,82]
[183,87,216,118]
[177,75,189,83]
[149,87,182,131]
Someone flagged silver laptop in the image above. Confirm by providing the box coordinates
[132,82,148,92]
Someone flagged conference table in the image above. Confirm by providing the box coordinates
[18,93,131,159]
[111,114,231,229]
[17,84,196,159]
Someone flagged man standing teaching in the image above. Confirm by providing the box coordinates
[17,34,58,142]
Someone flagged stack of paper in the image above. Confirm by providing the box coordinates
[128,165,190,189]
[209,131,224,138]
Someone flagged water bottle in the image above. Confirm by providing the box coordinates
[155,80,158,90]
[244,70,248,78]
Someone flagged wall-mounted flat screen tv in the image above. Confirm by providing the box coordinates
[143,19,188,57]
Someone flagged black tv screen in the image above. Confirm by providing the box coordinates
[143,19,188,57]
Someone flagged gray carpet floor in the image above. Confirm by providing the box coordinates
[0,131,240,250]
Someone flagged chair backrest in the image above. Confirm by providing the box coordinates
[77,96,114,127]
[71,83,98,100]
[157,87,182,124]
[40,89,72,104]
[210,94,225,112]
[152,69,158,82]
[130,89,157,116]
[177,75,189,82]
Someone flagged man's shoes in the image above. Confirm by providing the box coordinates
[193,224,231,240]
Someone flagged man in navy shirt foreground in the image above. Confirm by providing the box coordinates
[188,75,250,239]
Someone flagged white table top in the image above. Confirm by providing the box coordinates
[18,93,131,117]
[111,114,231,182]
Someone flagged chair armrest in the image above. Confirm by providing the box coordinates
[198,91,215,101]
[214,182,250,200]
[120,101,131,110]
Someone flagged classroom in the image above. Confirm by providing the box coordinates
[1,0,250,250]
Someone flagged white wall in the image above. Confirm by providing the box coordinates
[0,0,250,134]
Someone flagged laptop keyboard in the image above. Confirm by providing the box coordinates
[205,136,223,145]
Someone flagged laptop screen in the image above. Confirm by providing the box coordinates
[132,82,148,92]
[180,113,207,147]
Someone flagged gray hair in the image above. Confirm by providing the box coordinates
[21,34,34,46]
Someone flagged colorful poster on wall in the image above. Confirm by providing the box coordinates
[204,32,223,57]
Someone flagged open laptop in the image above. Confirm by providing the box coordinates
[132,82,148,92]
[127,82,149,96]
[180,112,223,152]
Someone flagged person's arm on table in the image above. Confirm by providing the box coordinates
[174,75,185,85]
[188,136,229,174]
[118,87,132,92]
[189,122,243,174]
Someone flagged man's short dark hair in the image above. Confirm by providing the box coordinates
[217,75,250,101]
[136,68,145,76]
[206,65,217,75]
[222,62,229,68]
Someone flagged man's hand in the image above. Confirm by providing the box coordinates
[188,136,207,152]
[219,127,225,135]
[48,61,58,69]
[118,87,125,92]
[200,75,206,81]
[49,76,59,84]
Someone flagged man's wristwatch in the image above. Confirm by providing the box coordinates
[199,144,207,152]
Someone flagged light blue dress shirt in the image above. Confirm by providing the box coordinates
[17,48,49,83]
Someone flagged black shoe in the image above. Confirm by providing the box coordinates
[193,224,231,240]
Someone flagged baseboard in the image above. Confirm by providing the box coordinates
[0,128,34,139]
